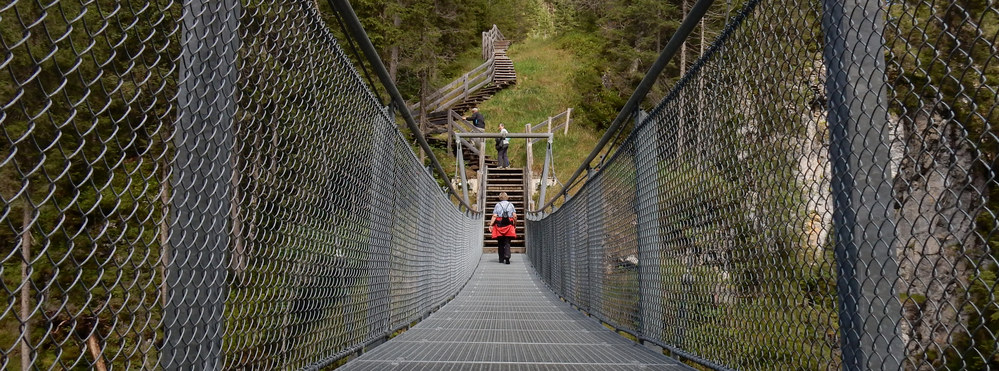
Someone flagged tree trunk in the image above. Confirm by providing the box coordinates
[894,103,986,369]
[697,16,705,127]
[20,201,32,371]
[677,0,690,163]
[389,12,401,83]
[681,0,689,73]
[86,333,108,371]
[159,157,170,308]
[418,71,427,163]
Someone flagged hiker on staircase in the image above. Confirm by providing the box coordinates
[464,107,485,129]
[496,123,510,169]
[491,192,517,264]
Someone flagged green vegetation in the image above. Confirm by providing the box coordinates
[3,0,997,369]
[421,35,600,209]
[478,38,599,194]
[658,158,840,369]
[0,1,176,368]
[885,0,999,368]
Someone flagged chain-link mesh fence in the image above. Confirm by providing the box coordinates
[0,1,482,369]
[528,0,999,369]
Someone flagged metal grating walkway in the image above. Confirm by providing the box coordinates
[339,255,691,370]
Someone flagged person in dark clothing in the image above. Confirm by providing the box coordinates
[490,192,517,264]
[464,107,485,129]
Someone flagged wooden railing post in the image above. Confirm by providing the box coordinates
[462,75,469,99]
[447,110,454,154]
[564,108,572,135]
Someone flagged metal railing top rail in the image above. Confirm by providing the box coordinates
[454,133,554,140]
[449,111,485,157]
[531,0,716,213]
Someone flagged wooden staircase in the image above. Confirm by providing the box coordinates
[424,38,517,130]
[466,146,496,171]
[483,166,526,254]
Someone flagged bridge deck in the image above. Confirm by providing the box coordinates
[340,255,691,370]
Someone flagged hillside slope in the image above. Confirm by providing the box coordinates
[433,37,600,209]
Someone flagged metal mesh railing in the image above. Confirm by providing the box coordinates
[0,1,482,369]
[528,0,999,369]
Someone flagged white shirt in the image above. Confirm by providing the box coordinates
[493,200,515,217]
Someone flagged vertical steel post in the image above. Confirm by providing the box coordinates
[525,124,534,210]
[457,140,471,207]
[478,140,487,211]
[367,109,395,343]
[537,139,553,208]
[633,111,663,342]
[822,0,902,368]
[164,0,239,369]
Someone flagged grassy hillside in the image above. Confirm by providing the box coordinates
[432,37,601,210]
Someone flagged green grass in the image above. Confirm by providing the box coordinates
[430,37,600,209]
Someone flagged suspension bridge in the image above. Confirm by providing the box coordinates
[2,0,997,370]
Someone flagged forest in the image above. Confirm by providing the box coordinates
[319,0,735,130]
[1,0,997,369]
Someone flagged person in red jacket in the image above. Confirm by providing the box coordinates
[490,192,517,264]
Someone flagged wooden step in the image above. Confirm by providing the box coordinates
[484,241,526,247]
[482,227,525,234]
[483,236,525,242]
[483,205,525,212]
[486,200,524,205]
[485,197,524,202]
[483,224,524,230]
[482,247,526,254]
[483,235,525,241]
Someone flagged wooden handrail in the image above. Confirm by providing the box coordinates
[531,108,572,131]
[528,108,573,144]
[481,25,505,61]
[428,60,492,101]
[410,59,493,114]
[430,65,493,107]
[409,26,511,122]
[450,111,483,133]
[434,77,492,111]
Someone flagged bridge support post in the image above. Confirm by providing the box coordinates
[537,141,553,207]
[822,0,902,368]
[163,0,240,369]
[525,124,534,210]
[633,111,663,343]
[367,107,396,345]
[458,141,471,207]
